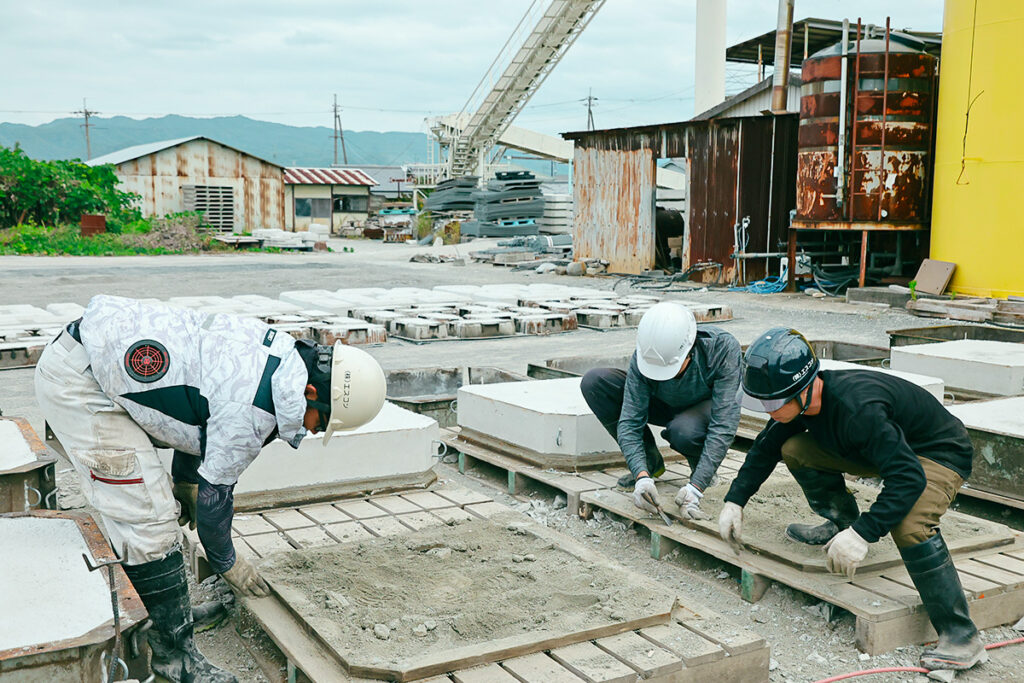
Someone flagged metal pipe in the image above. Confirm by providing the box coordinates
[849,19,863,222]
[836,19,850,207]
[771,0,795,112]
[878,17,891,220]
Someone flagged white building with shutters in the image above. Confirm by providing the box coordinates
[87,136,285,233]
[283,167,377,233]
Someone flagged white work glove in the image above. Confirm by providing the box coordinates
[719,502,744,553]
[632,476,660,514]
[221,556,270,598]
[824,527,869,579]
[674,483,711,520]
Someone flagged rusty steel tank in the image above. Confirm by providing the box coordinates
[795,28,938,226]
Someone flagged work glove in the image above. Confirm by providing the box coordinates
[221,556,270,598]
[674,483,711,520]
[632,476,661,515]
[172,481,198,531]
[718,502,744,553]
[824,527,869,579]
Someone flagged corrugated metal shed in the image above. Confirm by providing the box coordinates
[335,165,411,197]
[284,167,378,186]
[692,74,802,120]
[563,114,798,280]
[87,137,284,233]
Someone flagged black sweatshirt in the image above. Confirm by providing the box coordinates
[724,369,974,544]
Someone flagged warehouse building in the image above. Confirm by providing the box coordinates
[284,167,377,233]
[86,136,285,232]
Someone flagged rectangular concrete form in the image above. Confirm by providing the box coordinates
[891,340,1024,396]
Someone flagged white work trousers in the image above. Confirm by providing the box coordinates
[35,330,180,565]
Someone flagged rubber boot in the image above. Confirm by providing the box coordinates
[901,532,987,671]
[600,421,666,488]
[123,547,237,683]
[785,468,860,545]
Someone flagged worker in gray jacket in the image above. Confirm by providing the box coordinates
[581,302,742,520]
[35,295,387,683]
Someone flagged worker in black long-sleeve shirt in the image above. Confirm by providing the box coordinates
[718,327,985,672]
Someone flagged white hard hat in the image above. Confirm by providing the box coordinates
[635,302,697,381]
[322,342,387,444]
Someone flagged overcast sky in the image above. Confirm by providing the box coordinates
[1,1,941,136]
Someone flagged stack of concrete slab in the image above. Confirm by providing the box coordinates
[0,304,72,369]
[947,397,1024,504]
[891,339,1024,396]
[537,192,572,234]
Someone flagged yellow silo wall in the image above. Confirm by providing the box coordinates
[930,0,1024,298]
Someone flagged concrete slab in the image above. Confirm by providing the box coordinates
[947,396,1024,438]
[0,419,37,470]
[161,403,437,506]
[457,378,621,457]
[891,340,1024,395]
[0,517,113,651]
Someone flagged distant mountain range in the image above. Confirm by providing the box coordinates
[0,115,430,167]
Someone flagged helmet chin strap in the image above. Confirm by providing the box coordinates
[797,377,816,415]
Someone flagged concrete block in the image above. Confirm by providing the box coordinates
[0,517,116,651]
[278,289,338,309]
[309,320,387,345]
[947,397,1024,438]
[457,378,667,456]
[891,340,1024,396]
[576,309,625,328]
[513,313,578,335]
[453,319,516,338]
[623,307,653,326]
[229,403,436,498]
[45,302,86,321]
[393,318,448,340]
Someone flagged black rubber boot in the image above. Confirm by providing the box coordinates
[602,421,665,488]
[123,547,238,683]
[785,468,860,545]
[901,532,987,671]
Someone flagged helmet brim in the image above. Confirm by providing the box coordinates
[740,390,791,413]
[636,353,685,381]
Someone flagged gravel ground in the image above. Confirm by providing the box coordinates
[4,244,1006,682]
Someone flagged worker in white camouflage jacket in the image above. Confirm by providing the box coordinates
[35,295,386,683]
[581,301,742,520]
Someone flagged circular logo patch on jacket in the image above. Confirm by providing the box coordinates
[124,340,169,383]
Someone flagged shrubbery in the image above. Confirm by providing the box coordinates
[0,144,141,231]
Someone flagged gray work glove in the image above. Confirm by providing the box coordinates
[221,556,270,598]
[632,476,660,514]
[674,483,711,520]
[172,481,198,531]
[719,501,744,553]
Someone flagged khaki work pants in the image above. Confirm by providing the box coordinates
[35,330,180,565]
[780,433,964,547]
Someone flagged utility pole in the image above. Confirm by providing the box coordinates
[332,94,348,165]
[73,98,97,160]
[584,88,597,131]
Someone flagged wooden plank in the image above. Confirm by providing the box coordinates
[593,631,682,678]
[452,664,521,683]
[637,623,724,667]
[500,652,586,683]
[852,575,921,607]
[578,471,621,488]
[975,553,1024,577]
[674,607,765,656]
[957,558,1024,593]
[548,642,637,683]
[740,569,771,603]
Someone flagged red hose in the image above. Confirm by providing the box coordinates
[813,667,929,683]
[811,636,1024,683]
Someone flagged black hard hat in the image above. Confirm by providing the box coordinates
[740,327,819,412]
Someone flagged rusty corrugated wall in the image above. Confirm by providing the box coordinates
[113,139,285,232]
[572,146,656,273]
[565,115,798,280]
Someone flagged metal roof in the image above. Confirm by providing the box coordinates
[86,135,284,168]
[725,17,941,66]
[691,73,801,121]
[284,167,378,186]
